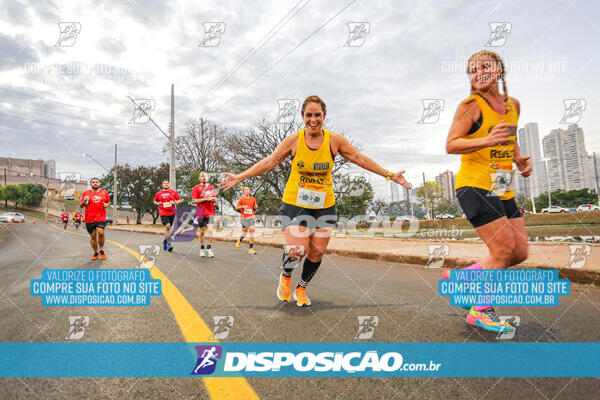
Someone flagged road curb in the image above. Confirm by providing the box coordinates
[107,226,600,286]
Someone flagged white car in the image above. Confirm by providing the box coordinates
[0,212,25,223]
[576,204,600,212]
[541,206,569,213]
[435,213,455,219]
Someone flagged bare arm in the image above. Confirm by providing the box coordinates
[221,134,296,191]
[334,133,411,189]
[447,100,517,154]
[446,102,491,154]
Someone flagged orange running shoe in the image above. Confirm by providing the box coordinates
[276,273,291,302]
[293,284,311,307]
[91,252,99,260]
[99,250,107,260]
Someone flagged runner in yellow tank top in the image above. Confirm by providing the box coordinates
[221,95,411,307]
[281,128,335,209]
[443,50,533,334]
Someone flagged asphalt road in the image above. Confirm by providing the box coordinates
[1,222,600,399]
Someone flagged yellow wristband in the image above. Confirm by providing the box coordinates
[385,171,392,181]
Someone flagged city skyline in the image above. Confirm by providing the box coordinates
[1,1,599,202]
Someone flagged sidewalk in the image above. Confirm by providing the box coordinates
[109,224,600,285]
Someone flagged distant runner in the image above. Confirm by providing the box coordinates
[153,179,182,252]
[73,211,82,229]
[60,209,69,230]
[80,177,111,260]
[235,186,258,254]
[191,172,217,258]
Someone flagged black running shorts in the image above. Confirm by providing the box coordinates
[456,186,522,228]
[280,203,337,230]
[86,221,107,234]
[197,216,214,228]
[161,215,175,226]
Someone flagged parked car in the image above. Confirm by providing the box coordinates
[0,212,25,223]
[435,213,455,219]
[63,195,75,200]
[541,205,569,213]
[576,204,600,212]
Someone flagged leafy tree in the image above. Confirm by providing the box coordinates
[4,185,24,209]
[534,188,597,210]
[0,186,6,207]
[101,164,158,224]
[436,198,461,216]
[416,181,442,219]
[20,184,45,206]
[368,198,389,216]
[335,175,374,218]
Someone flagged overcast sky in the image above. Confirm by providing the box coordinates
[1,0,599,200]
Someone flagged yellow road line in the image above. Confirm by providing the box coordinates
[50,224,259,400]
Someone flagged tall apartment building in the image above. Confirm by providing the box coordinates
[435,170,456,201]
[542,124,593,192]
[515,123,546,198]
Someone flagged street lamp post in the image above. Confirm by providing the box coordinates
[541,158,552,208]
[83,150,117,223]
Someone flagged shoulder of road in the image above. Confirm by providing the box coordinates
[108,224,600,286]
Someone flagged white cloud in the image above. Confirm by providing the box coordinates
[0,0,598,200]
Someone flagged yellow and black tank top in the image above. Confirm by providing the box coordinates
[282,129,335,209]
[454,94,518,200]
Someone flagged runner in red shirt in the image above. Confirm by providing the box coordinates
[235,186,258,254]
[74,211,83,229]
[60,209,69,230]
[153,179,182,252]
[191,172,217,258]
[79,177,111,260]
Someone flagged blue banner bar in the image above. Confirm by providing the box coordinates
[1,342,600,377]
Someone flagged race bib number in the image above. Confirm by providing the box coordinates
[490,171,514,195]
[163,201,173,208]
[296,188,326,208]
[244,208,253,215]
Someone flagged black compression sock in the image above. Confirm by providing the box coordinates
[301,258,322,284]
